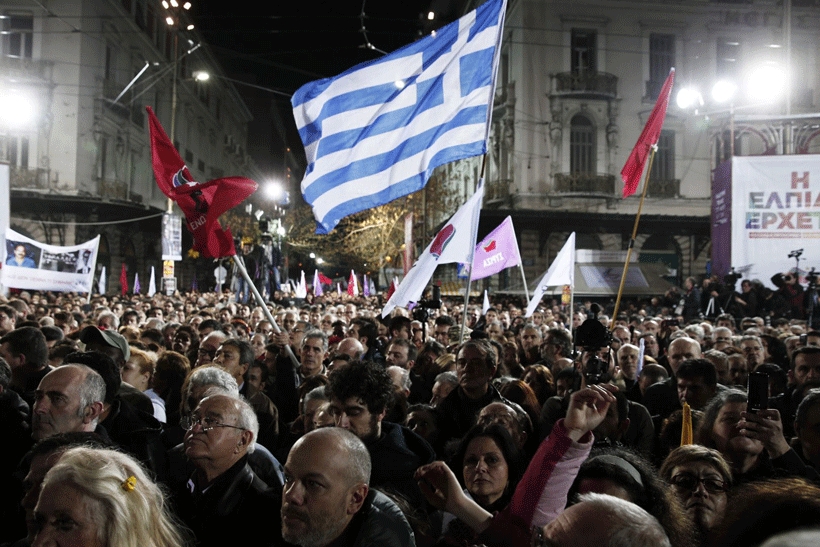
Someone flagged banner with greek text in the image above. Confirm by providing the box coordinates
[2,229,100,293]
[731,155,820,284]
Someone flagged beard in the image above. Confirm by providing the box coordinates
[281,503,350,547]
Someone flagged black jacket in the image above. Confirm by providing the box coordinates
[173,457,283,547]
[367,421,435,509]
[101,398,167,481]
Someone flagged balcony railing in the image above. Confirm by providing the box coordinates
[554,172,615,194]
[9,166,50,190]
[553,72,618,99]
[486,178,512,202]
[647,178,680,198]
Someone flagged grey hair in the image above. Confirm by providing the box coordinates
[97,311,120,329]
[198,391,259,454]
[302,386,328,414]
[683,324,705,341]
[576,492,671,547]
[434,371,459,388]
[73,365,106,426]
[387,365,411,391]
[302,329,328,352]
[188,366,239,396]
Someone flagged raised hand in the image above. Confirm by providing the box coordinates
[564,383,617,441]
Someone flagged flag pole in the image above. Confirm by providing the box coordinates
[234,254,300,369]
[611,146,658,324]
[459,155,488,341]
[518,262,530,302]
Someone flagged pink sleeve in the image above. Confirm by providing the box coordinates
[506,418,594,528]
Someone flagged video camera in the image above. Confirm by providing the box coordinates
[574,308,613,385]
[412,284,442,323]
[723,267,742,287]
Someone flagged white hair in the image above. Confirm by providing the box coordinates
[576,492,671,547]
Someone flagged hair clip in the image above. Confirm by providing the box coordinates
[122,475,137,492]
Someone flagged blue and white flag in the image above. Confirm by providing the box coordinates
[292,0,506,234]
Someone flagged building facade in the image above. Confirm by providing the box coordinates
[1,0,259,291]
[437,0,820,295]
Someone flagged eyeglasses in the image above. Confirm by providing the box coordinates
[197,347,216,358]
[670,473,728,493]
[180,414,246,433]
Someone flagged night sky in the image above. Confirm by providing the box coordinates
[192,1,460,178]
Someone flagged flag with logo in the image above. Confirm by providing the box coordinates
[621,68,675,198]
[347,270,359,296]
[147,107,258,257]
[472,216,521,280]
[382,182,484,317]
[292,0,506,233]
[525,232,575,317]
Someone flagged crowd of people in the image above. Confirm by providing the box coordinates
[1,279,820,547]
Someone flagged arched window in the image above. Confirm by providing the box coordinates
[570,115,595,174]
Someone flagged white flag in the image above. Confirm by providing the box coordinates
[382,182,484,317]
[482,290,490,315]
[525,232,575,317]
[98,266,106,295]
[295,270,308,298]
[148,266,157,297]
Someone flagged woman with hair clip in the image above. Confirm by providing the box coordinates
[32,447,191,547]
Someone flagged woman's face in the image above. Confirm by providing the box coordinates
[463,436,509,507]
[712,401,764,458]
[669,461,729,532]
[121,360,150,391]
[32,481,103,547]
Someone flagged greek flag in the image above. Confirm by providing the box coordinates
[292,0,506,234]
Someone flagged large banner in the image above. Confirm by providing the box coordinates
[730,155,820,284]
[2,229,100,293]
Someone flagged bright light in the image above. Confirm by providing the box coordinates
[431,30,436,37]
[276,226,286,237]
[170,0,178,6]
[265,181,284,202]
[183,1,192,9]
[309,253,316,259]
[193,71,209,81]
[165,16,174,25]
[316,258,324,265]
[394,80,405,89]
[711,80,737,103]
[675,87,703,110]
[162,0,169,8]
[0,92,37,128]
[186,24,194,30]
[427,11,435,20]
[746,65,785,103]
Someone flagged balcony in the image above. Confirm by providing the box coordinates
[9,166,50,190]
[552,72,618,99]
[554,172,615,195]
[486,178,512,203]
[99,179,128,200]
[647,179,680,198]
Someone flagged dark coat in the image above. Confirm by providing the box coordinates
[367,421,435,509]
[101,398,167,481]
[172,457,283,547]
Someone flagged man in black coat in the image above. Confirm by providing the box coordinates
[174,393,283,547]
[326,360,435,508]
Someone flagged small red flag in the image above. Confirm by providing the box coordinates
[621,68,675,198]
[147,107,257,258]
[120,263,128,297]
[385,279,397,301]
[318,272,333,285]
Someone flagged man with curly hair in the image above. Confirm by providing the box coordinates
[326,360,434,508]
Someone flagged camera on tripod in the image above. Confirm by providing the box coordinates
[574,314,613,385]
[723,267,742,287]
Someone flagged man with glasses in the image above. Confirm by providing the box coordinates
[176,392,281,547]
[196,331,228,368]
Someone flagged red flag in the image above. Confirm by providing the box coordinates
[147,107,258,258]
[318,272,333,285]
[621,68,675,198]
[347,270,358,296]
[120,263,128,297]
[385,279,397,301]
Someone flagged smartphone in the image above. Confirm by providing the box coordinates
[747,372,769,414]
